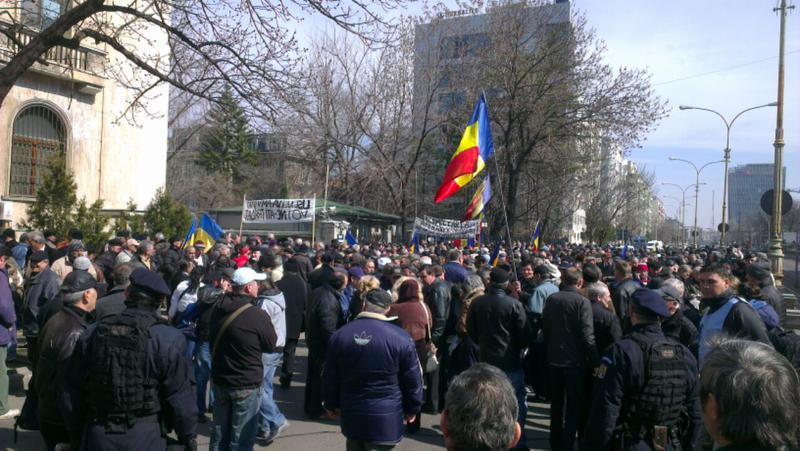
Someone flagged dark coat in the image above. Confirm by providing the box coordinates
[95,285,128,320]
[612,278,640,324]
[94,251,118,284]
[422,279,450,347]
[0,268,16,346]
[542,286,599,368]
[758,284,786,326]
[583,324,702,451]
[466,286,528,373]
[36,305,89,426]
[308,264,334,291]
[323,313,423,445]
[209,293,277,389]
[661,310,699,356]
[443,261,468,284]
[276,272,309,339]
[590,300,622,355]
[22,267,61,337]
[306,284,344,351]
[701,291,771,346]
[61,307,197,450]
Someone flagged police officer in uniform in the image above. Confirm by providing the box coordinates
[583,288,701,451]
[62,268,198,450]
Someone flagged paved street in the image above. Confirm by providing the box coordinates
[1,337,552,451]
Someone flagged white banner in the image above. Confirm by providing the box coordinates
[413,215,480,239]
[242,198,316,223]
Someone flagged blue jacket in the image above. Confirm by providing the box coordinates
[443,261,468,284]
[323,313,423,445]
[0,268,16,346]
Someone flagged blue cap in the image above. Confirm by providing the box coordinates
[129,267,171,297]
[631,288,670,318]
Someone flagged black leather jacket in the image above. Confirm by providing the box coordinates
[423,279,451,347]
[36,305,91,425]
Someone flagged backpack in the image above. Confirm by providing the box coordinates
[86,312,162,432]
[623,334,689,444]
[768,327,800,372]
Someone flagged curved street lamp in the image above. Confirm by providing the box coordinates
[662,182,705,247]
[668,158,725,247]
[678,102,777,245]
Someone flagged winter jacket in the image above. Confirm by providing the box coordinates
[12,242,28,269]
[466,286,529,373]
[308,265,335,291]
[168,280,202,321]
[699,291,771,360]
[612,278,640,324]
[590,299,622,355]
[258,291,287,348]
[661,309,699,355]
[323,312,423,445]
[306,283,345,351]
[542,285,599,368]
[36,305,90,426]
[422,279,450,347]
[94,285,128,320]
[758,284,786,326]
[209,293,277,389]
[22,267,61,337]
[276,272,309,339]
[94,251,119,285]
[528,280,558,314]
[0,268,16,346]
[443,262,468,284]
[51,255,98,281]
[387,296,432,365]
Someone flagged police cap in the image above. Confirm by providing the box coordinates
[129,267,171,297]
[631,288,670,318]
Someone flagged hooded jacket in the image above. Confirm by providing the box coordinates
[22,266,61,336]
[258,291,286,348]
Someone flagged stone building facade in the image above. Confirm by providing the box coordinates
[0,1,169,227]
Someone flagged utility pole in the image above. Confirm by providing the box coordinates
[769,0,793,285]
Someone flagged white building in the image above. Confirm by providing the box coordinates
[0,2,170,226]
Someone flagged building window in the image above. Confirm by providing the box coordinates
[9,104,67,197]
[21,0,64,29]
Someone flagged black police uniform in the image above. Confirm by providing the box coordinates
[61,269,197,451]
[583,289,702,451]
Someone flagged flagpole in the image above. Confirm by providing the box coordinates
[311,193,317,245]
[482,91,518,280]
[238,193,247,240]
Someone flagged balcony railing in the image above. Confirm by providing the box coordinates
[0,22,105,75]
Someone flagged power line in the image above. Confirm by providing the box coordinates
[653,49,800,86]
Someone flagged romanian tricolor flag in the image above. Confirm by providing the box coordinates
[531,222,542,253]
[434,94,495,203]
[183,213,224,252]
[463,175,491,220]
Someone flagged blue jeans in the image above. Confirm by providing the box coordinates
[194,341,213,415]
[506,369,528,450]
[210,384,262,451]
[259,352,286,435]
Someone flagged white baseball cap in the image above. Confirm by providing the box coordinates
[232,267,267,285]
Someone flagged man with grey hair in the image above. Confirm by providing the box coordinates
[136,240,158,271]
[323,289,423,451]
[95,262,139,320]
[36,270,97,449]
[441,363,521,451]
[586,282,622,355]
[700,339,800,451]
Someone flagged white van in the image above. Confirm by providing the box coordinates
[647,240,664,252]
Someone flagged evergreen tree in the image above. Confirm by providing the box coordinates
[23,154,77,237]
[143,188,192,239]
[197,85,260,180]
[73,197,110,252]
[113,199,146,236]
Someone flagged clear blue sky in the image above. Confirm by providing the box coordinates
[573,0,798,228]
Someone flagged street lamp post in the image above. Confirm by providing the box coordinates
[678,102,777,246]
[668,158,724,247]
[662,182,704,247]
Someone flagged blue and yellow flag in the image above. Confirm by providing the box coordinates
[345,229,357,246]
[185,213,224,252]
[531,222,542,253]
[181,217,197,250]
[490,242,502,268]
[409,230,420,254]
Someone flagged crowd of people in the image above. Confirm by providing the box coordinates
[0,226,799,451]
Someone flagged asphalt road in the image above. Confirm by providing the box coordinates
[0,338,552,451]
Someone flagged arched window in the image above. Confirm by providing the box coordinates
[9,104,67,197]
